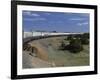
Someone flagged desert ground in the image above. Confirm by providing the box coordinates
[23,36,89,68]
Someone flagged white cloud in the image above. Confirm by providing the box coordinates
[79,14,89,17]
[77,22,88,26]
[45,13,51,15]
[31,13,40,16]
[23,11,31,15]
[69,18,86,21]
[24,18,46,21]
[23,11,40,17]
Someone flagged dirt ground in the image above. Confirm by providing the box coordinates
[23,36,89,68]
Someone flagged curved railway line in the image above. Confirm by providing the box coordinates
[23,33,82,44]
[23,34,73,63]
[23,33,88,68]
[23,33,82,54]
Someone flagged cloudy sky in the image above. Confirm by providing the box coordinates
[22,10,90,32]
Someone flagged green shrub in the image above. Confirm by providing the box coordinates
[73,34,82,39]
[59,33,89,53]
[82,33,89,39]
[80,33,89,45]
[80,38,89,44]
[67,35,73,41]
[60,41,66,50]
[65,39,83,53]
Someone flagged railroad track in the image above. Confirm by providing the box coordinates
[23,34,72,45]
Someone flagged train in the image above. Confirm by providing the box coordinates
[24,31,83,38]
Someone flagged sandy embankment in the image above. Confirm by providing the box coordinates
[29,41,49,61]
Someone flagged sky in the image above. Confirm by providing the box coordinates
[22,10,90,33]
